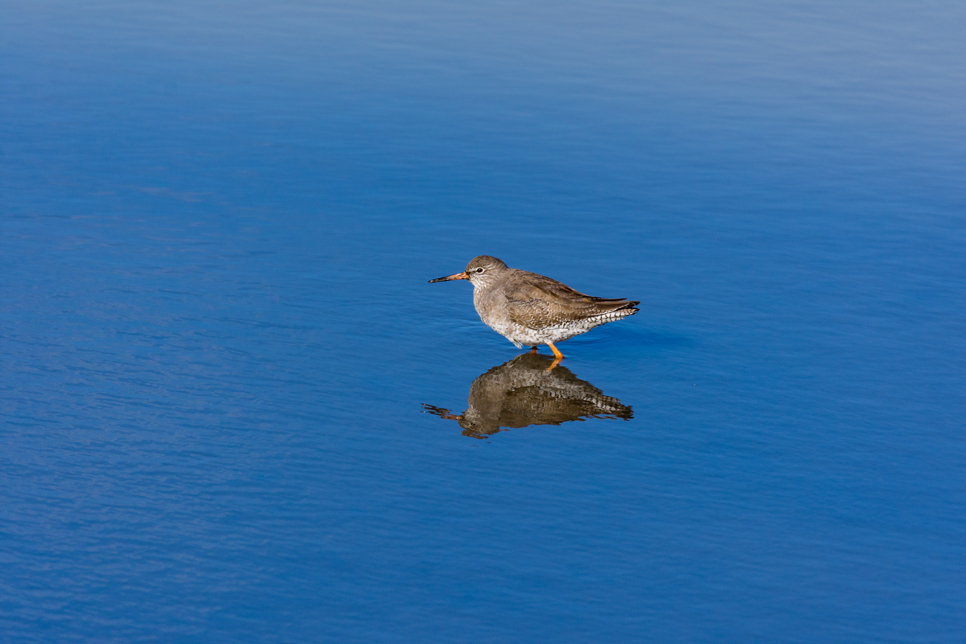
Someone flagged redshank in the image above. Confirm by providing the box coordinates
[429,255,638,367]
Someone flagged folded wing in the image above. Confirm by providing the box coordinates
[503,272,639,330]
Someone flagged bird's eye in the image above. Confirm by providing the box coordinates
[476,267,485,273]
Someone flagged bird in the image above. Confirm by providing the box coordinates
[423,352,633,439]
[429,255,638,367]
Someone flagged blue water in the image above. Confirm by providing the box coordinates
[3,1,965,641]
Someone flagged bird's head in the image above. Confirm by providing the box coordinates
[428,255,508,288]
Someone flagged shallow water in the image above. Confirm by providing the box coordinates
[2,1,965,642]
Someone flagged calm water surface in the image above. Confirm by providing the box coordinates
[2,1,965,642]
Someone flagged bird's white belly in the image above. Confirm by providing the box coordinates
[479,315,604,348]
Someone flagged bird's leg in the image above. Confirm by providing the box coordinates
[530,346,538,354]
[546,342,564,371]
[547,342,564,360]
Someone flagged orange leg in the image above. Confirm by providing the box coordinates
[547,342,564,360]
[545,342,564,371]
[529,346,539,354]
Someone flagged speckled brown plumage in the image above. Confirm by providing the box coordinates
[429,255,638,363]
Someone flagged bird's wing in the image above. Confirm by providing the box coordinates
[503,272,637,330]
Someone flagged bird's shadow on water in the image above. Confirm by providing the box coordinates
[423,353,633,440]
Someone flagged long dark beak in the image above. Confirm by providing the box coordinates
[428,272,469,283]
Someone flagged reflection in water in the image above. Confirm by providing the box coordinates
[424,353,633,439]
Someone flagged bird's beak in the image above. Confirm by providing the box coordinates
[428,272,469,283]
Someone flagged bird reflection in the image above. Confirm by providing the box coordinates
[424,353,633,439]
